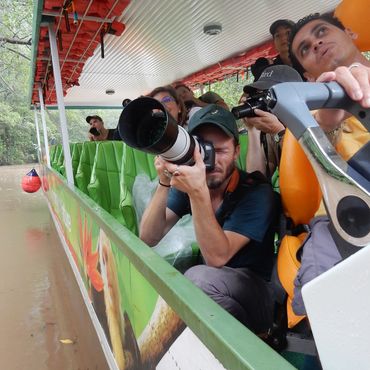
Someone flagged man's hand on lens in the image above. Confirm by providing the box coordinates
[165,147,207,196]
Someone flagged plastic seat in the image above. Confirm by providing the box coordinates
[236,133,248,171]
[51,144,62,170]
[49,144,58,167]
[119,146,157,235]
[71,143,83,178]
[60,143,75,177]
[278,129,322,328]
[87,141,125,224]
[54,145,65,174]
[75,141,99,194]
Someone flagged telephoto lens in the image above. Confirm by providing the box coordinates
[118,97,215,170]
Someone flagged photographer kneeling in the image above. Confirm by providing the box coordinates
[140,105,276,333]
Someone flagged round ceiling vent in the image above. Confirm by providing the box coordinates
[203,22,222,36]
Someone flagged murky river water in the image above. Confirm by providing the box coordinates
[0,165,109,370]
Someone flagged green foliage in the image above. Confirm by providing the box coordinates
[0,1,121,165]
[200,72,253,109]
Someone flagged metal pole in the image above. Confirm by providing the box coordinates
[33,106,42,163]
[37,87,51,167]
[48,23,74,186]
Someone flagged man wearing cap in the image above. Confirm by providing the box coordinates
[198,91,229,110]
[241,65,302,177]
[86,115,118,141]
[140,104,276,333]
[270,19,295,66]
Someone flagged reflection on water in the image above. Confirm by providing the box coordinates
[0,165,108,370]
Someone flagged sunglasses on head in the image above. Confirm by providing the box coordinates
[160,96,176,104]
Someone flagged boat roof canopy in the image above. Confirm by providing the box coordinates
[30,0,340,108]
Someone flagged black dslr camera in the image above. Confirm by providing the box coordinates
[89,127,100,136]
[231,91,270,119]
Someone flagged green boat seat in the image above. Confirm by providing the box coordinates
[51,144,62,170]
[236,133,248,171]
[71,143,83,178]
[60,143,76,177]
[75,141,98,194]
[119,146,157,235]
[55,145,65,174]
[87,141,125,224]
[49,144,58,167]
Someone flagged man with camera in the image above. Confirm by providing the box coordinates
[87,115,118,141]
[236,65,302,178]
[140,104,276,333]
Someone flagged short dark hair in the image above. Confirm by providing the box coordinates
[174,83,192,92]
[251,57,271,81]
[288,13,346,75]
[86,115,103,124]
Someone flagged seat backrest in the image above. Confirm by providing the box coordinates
[279,129,322,226]
[277,129,322,328]
[71,142,83,177]
[51,144,62,170]
[55,145,65,174]
[87,141,125,223]
[49,144,58,166]
[119,145,157,235]
[236,133,248,171]
[60,143,75,177]
[75,141,98,194]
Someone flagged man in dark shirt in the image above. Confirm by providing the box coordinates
[270,19,295,66]
[86,115,118,141]
[140,104,276,333]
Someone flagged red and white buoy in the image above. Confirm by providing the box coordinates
[21,168,41,193]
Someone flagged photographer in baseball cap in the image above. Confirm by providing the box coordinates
[86,114,119,141]
[241,65,302,178]
[140,101,276,334]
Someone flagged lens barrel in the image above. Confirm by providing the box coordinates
[118,97,206,167]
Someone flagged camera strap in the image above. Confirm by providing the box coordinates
[216,169,269,227]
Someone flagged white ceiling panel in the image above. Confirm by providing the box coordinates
[63,0,341,107]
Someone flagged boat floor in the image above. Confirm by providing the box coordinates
[0,165,109,370]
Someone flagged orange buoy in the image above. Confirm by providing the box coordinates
[334,0,370,51]
[22,168,41,193]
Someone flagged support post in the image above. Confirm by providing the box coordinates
[37,88,51,167]
[33,106,42,163]
[48,22,74,186]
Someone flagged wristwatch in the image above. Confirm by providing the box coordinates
[273,129,286,143]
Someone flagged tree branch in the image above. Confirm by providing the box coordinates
[0,36,31,46]
[1,45,30,60]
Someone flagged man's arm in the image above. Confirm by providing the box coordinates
[167,150,249,267]
[245,126,266,174]
[140,157,180,246]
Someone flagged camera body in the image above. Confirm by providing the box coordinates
[231,91,269,119]
[89,127,100,137]
[118,97,215,170]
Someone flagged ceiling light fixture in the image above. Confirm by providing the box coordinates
[203,22,222,36]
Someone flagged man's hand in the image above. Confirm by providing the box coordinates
[245,109,285,134]
[165,147,208,197]
[154,155,171,187]
[315,63,370,131]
